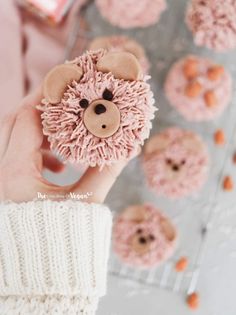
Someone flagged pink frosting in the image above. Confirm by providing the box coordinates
[95,0,167,29]
[142,127,209,199]
[113,204,176,268]
[39,50,156,167]
[89,35,150,74]
[165,55,232,121]
[186,0,236,52]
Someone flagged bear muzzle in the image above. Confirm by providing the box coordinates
[83,99,121,138]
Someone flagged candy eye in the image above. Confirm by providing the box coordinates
[136,228,143,234]
[166,158,172,165]
[79,98,89,108]
[102,88,113,101]
[149,234,155,241]
[181,160,186,165]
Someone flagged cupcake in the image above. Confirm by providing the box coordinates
[142,127,209,199]
[39,50,156,168]
[165,55,232,121]
[186,0,236,52]
[95,0,167,29]
[89,35,150,74]
[113,204,177,268]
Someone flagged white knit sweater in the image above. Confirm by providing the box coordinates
[0,200,112,315]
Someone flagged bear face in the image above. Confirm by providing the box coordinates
[39,50,155,167]
[113,204,177,268]
[143,127,209,198]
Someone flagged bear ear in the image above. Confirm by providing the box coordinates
[160,218,177,242]
[121,205,150,222]
[97,51,142,81]
[89,37,111,51]
[181,134,204,152]
[144,134,172,155]
[43,64,83,104]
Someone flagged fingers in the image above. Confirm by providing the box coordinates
[5,87,44,162]
[72,160,128,203]
[72,146,141,203]
[42,152,65,173]
[42,136,51,150]
[21,85,43,108]
[0,113,16,160]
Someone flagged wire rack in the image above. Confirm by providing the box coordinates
[65,0,236,296]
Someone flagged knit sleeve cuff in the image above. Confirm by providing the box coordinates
[0,200,112,314]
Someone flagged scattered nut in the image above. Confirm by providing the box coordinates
[204,90,217,107]
[185,81,202,98]
[223,176,234,191]
[214,129,225,145]
[183,59,199,80]
[207,66,224,81]
[175,257,188,272]
[186,292,199,310]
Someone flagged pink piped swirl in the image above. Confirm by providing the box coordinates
[39,50,156,167]
[113,204,177,268]
[186,0,236,52]
[142,127,210,199]
[95,0,167,29]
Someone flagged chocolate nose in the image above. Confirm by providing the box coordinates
[94,104,106,115]
[172,164,179,172]
[139,237,147,244]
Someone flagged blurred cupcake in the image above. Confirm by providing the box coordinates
[113,204,177,268]
[165,55,232,121]
[186,0,236,52]
[89,35,150,74]
[95,0,167,29]
[142,127,209,199]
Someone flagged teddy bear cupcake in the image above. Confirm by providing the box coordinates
[113,204,177,268]
[95,0,167,29]
[165,55,232,121]
[39,50,156,167]
[186,0,236,52]
[142,127,209,199]
[89,35,150,74]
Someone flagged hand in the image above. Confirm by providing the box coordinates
[0,87,137,203]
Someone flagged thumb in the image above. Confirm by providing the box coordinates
[72,146,141,203]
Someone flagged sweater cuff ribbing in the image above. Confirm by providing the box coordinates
[0,200,112,314]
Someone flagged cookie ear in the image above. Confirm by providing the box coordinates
[97,51,142,81]
[121,205,150,222]
[181,134,204,152]
[43,64,83,104]
[160,218,177,242]
[144,134,172,155]
[123,40,144,60]
[89,37,111,51]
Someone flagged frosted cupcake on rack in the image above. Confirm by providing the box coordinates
[89,35,150,74]
[113,204,177,268]
[95,0,167,29]
[142,127,209,199]
[186,0,236,52]
[39,50,156,168]
[165,55,232,121]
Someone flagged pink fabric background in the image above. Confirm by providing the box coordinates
[0,0,87,117]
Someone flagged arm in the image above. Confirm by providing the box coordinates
[0,87,131,314]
